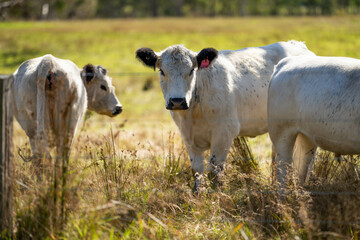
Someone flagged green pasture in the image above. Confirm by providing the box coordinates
[1,17,360,74]
[3,16,360,126]
[4,17,360,239]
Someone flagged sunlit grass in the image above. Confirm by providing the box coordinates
[1,17,360,74]
[6,17,360,239]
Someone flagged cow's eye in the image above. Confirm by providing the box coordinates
[189,68,194,76]
[159,69,165,76]
[100,85,107,91]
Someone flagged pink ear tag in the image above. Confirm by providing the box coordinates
[200,58,210,68]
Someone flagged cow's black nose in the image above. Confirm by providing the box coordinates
[112,106,123,115]
[167,98,188,110]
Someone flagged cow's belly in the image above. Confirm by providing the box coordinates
[238,117,268,137]
[313,135,360,154]
[236,91,268,137]
[298,122,360,155]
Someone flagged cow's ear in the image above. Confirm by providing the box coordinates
[97,65,107,76]
[136,47,158,70]
[81,64,95,83]
[196,48,218,69]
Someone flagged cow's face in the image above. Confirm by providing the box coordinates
[136,45,218,111]
[81,64,122,117]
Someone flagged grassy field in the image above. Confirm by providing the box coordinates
[2,17,360,239]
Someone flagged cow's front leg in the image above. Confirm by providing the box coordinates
[207,136,234,189]
[188,149,205,193]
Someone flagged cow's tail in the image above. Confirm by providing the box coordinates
[35,54,56,159]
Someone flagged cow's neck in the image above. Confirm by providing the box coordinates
[186,85,200,113]
[192,73,209,108]
[193,85,200,104]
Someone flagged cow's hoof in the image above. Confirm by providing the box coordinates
[208,172,223,190]
[192,184,200,194]
[192,173,204,194]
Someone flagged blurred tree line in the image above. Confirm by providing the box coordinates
[1,0,360,19]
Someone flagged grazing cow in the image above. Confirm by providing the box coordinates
[13,54,122,171]
[268,55,360,192]
[136,41,314,192]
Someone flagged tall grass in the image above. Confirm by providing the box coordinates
[13,127,360,239]
[8,17,360,239]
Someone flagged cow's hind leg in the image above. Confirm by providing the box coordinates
[19,120,51,179]
[293,133,316,184]
[271,128,297,195]
[271,143,277,184]
[30,135,51,180]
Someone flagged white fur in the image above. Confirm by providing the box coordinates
[13,54,87,162]
[13,54,122,166]
[268,55,360,190]
[156,41,315,188]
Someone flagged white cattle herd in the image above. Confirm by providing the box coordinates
[12,40,360,194]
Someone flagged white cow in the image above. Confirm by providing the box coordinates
[268,55,360,192]
[13,54,122,171]
[136,41,314,192]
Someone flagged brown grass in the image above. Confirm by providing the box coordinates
[12,122,360,239]
[5,16,360,239]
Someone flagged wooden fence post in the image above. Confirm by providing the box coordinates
[0,75,13,238]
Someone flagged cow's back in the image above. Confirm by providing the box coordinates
[259,40,315,61]
[269,55,360,154]
[220,40,314,67]
[200,41,315,137]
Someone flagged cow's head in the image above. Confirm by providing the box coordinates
[81,64,122,117]
[136,45,218,111]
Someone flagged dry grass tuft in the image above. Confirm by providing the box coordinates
[13,127,360,239]
[12,120,360,239]
[303,152,360,238]
[230,136,258,175]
